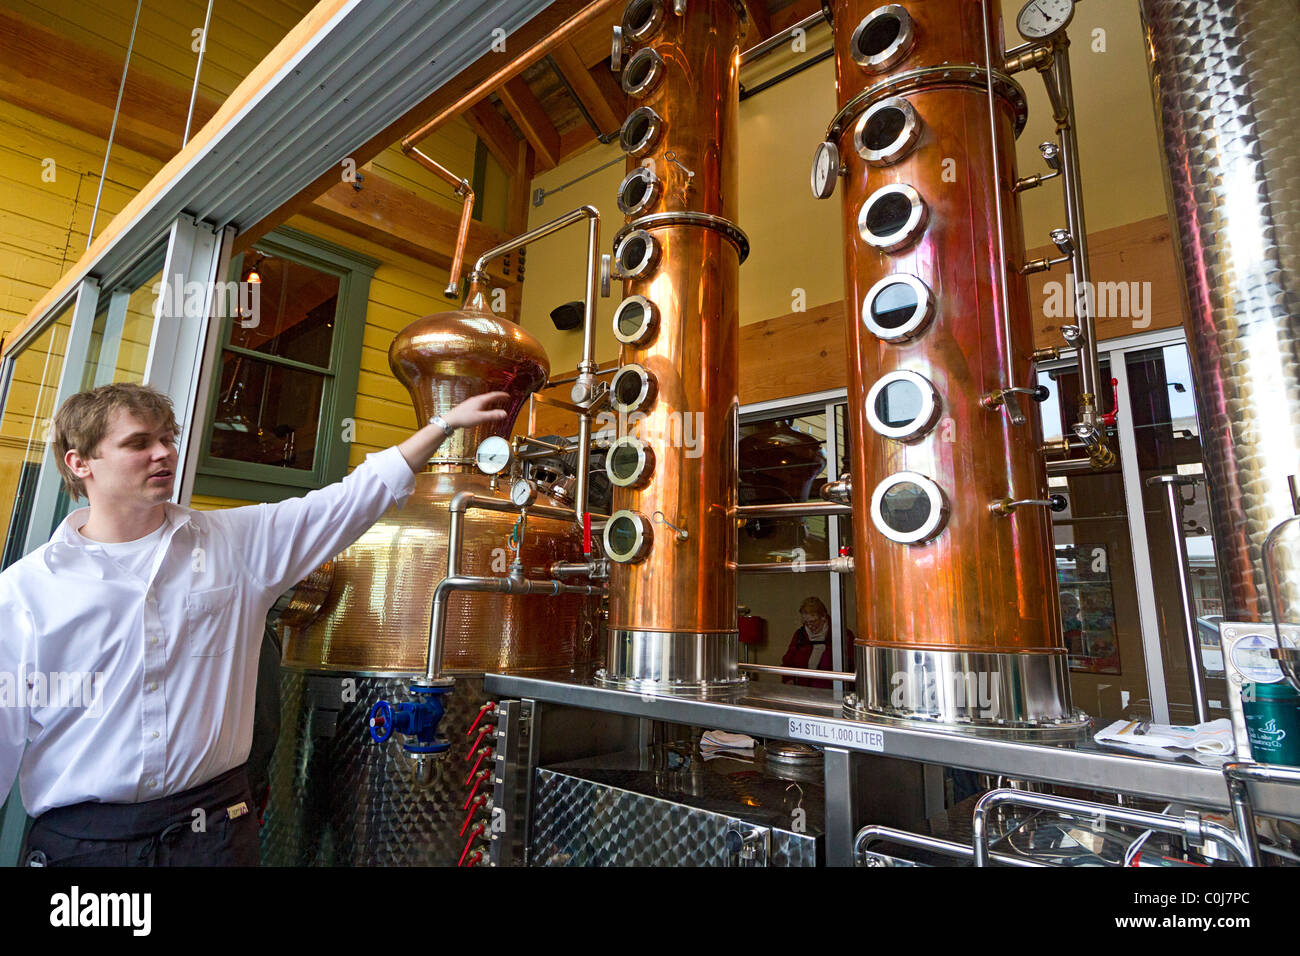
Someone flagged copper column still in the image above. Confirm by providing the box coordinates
[596,0,750,695]
[824,0,1082,731]
[281,275,596,677]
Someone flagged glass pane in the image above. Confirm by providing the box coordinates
[234,251,339,369]
[738,412,850,686]
[83,251,166,388]
[0,306,75,568]
[1126,343,1227,723]
[1039,358,1158,722]
[208,353,324,470]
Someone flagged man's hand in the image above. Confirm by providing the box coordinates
[397,391,512,472]
[443,391,510,431]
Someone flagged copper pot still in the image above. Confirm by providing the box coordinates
[281,279,598,676]
[597,0,750,696]
[828,0,1081,732]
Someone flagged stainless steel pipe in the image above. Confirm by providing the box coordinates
[854,825,1041,867]
[1147,474,1211,722]
[738,662,855,683]
[972,788,1249,867]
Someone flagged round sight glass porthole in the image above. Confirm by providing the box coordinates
[620,107,664,158]
[850,4,915,72]
[865,370,940,442]
[614,229,660,278]
[870,472,948,545]
[622,48,665,97]
[612,295,658,345]
[854,97,922,166]
[604,510,653,564]
[605,436,655,489]
[622,0,665,42]
[610,363,657,413]
[617,167,661,216]
[858,183,928,252]
[862,273,934,342]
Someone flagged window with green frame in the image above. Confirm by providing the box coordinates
[195,227,377,503]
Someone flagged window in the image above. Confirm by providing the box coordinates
[194,228,376,503]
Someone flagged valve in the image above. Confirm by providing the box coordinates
[366,682,452,755]
[1099,377,1120,428]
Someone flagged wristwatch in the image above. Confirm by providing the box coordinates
[430,414,456,437]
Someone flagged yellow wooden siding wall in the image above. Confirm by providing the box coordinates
[5,0,316,122]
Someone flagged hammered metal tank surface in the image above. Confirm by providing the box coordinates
[1140,0,1300,622]
[260,673,494,866]
[829,0,1073,726]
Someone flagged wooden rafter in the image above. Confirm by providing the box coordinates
[465,100,521,174]
[497,76,561,171]
[551,41,622,136]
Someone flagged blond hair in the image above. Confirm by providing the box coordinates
[53,384,179,499]
[799,596,829,619]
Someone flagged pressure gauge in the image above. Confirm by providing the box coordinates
[810,141,840,200]
[1015,0,1074,41]
[474,436,512,475]
[510,478,538,508]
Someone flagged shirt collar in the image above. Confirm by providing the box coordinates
[43,503,194,571]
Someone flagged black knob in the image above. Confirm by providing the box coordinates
[1048,494,1068,513]
[1031,385,1051,402]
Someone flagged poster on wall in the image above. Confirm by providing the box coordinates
[1057,544,1122,675]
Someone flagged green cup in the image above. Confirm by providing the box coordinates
[1242,681,1300,766]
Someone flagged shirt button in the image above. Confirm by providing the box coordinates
[146,681,157,692]
[146,778,157,788]
[151,731,160,739]
[150,636,160,646]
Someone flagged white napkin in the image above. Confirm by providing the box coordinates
[1094,718,1236,756]
[699,730,756,753]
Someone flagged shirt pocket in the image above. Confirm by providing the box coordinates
[185,584,241,658]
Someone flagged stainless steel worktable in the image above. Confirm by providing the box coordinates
[483,672,1300,824]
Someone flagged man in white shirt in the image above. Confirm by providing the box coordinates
[0,381,507,866]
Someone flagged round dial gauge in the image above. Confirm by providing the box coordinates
[810,141,840,200]
[510,478,537,508]
[1015,0,1074,40]
[474,436,512,475]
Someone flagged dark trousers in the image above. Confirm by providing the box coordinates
[22,764,260,867]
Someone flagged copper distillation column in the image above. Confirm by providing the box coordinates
[818,1,1087,732]
[595,0,750,695]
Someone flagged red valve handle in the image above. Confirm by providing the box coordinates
[463,768,491,809]
[466,702,496,736]
[465,747,490,785]
[471,725,491,753]
[459,795,488,836]
[1100,377,1120,428]
[583,512,592,555]
[465,850,484,867]
[457,823,486,867]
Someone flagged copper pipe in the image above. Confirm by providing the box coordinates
[405,146,474,298]
[734,501,852,519]
[400,0,623,151]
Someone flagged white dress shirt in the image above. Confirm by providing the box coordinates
[0,446,415,817]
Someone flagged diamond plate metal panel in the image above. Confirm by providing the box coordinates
[260,672,494,866]
[531,768,818,867]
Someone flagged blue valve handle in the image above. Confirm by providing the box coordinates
[367,685,451,755]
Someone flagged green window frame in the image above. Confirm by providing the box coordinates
[194,227,378,503]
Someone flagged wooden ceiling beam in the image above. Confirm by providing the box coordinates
[742,1,773,41]
[497,76,561,171]
[465,100,521,174]
[551,41,622,136]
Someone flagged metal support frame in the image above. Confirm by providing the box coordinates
[20,279,101,557]
[855,825,1044,867]
[823,746,856,867]
[490,698,537,867]
[971,786,1249,867]
[1224,762,1300,868]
